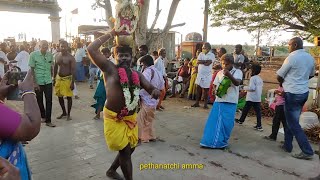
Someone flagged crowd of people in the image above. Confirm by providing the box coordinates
[0,33,319,180]
[88,35,318,180]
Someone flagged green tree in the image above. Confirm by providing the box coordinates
[309,47,320,56]
[209,0,320,40]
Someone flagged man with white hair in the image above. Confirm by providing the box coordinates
[191,42,215,109]
[154,48,167,110]
[29,40,56,127]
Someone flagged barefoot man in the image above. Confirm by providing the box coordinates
[53,41,76,121]
[87,30,160,180]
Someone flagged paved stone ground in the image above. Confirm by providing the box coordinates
[8,83,320,180]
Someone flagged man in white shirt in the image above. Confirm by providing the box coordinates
[233,44,245,69]
[51,43,58,55]
[154,48,167,110]
[0,43,9,79]
[277,37,315,160]
[192,42,215,109]
[14,45,30,72]
[74,43,86,82]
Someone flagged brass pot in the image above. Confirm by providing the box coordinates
[115,35,133,46]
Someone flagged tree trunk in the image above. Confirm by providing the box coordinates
[149,0,161,33]
[95,0,114,28]
[203,0,209,42]
[163,0,181,33]
[147,0,181,49]
[135,0,150,46]
[103,0,114,28]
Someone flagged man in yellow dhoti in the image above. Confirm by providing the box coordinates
[53,41,76,121]
[54,75,73,97]
[104,108,138,151]
[87,29,160,180]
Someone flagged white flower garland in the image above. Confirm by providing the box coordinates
[123,87,140,111]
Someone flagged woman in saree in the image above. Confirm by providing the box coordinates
[0,70,41,180]
[187,50,201,100]
[91,69,106,120]
[91,48,113,120]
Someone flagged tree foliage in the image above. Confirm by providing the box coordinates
[209,0,320,39]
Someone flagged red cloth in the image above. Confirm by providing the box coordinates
[178,65,190,78]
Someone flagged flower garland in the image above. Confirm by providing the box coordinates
[118,68,140,119]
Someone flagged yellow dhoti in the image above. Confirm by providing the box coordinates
[103,107,138,151]
[54,75,73,97]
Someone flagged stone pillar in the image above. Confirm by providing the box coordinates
[49,16,61,43]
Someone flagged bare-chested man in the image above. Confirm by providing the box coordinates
[87,29,160,180]
[53,41,76,121]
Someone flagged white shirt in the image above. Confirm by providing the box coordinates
[140,66,164,108]
[51,48,57,55]
[214,68,243,104]
[75,48,86,63]
[0,51,9,78]
[15,50,30,72]
[244,75,263,102]
[197,52,215,78]
[233,53,245,64]
[163,57,169,68]
[277,49,315,94]
[154,56,167,77]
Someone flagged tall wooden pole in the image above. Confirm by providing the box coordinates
[256,27,261,55]
[316,64,320,108]
[203,0,209,42]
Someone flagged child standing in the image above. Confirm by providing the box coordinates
[264,85,287,141]
[236,64,264,131]
[200,54,243,149]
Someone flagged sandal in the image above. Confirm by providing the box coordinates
[191,104,200,107]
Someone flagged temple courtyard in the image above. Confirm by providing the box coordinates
[7,82,319,180]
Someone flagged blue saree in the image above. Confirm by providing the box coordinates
[0,140,31,180]
[91,71,106,114]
